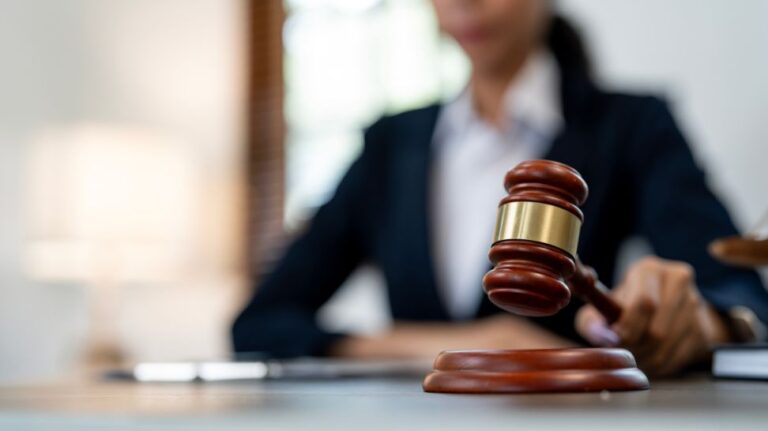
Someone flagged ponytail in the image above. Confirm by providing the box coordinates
[546,15,592,78]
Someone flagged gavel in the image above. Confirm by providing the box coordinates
[482,159,622,323]
[423,160,649,394]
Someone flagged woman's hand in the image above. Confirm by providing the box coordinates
[575,256,731,376]
[330,314,575,359]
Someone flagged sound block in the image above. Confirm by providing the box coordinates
[423,348,649,394]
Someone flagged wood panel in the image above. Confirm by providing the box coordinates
[246,0,285,276]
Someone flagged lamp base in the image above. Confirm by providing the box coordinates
[423,348,649,394]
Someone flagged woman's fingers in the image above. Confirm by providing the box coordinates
[610,258,662,346]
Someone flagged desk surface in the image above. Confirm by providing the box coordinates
[1,375,767,430]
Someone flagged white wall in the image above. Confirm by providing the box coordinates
[560,0,768,230]
[0,0,246,383]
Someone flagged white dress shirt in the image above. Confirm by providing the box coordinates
[431,50,564,320]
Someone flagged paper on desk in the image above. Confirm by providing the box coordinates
[109,358,433,382]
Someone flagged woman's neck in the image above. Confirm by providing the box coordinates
[470,50,532,128]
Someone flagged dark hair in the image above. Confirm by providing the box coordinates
[546,14,592,78]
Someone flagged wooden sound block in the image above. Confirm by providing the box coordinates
[423,348,649,394]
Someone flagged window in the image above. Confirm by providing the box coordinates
[283,0,469,228]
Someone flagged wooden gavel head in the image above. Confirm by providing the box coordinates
[483,160,620,321]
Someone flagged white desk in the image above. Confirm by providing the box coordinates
[1,376,767,430]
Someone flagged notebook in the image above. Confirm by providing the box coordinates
[712,344,768,380]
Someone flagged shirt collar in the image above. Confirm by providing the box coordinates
[435,49,563,144]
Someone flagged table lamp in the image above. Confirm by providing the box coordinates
[24,124,195,365]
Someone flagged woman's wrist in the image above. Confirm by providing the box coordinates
[328,335,391,359]
[329,321,482,359]
[328,316,576,359]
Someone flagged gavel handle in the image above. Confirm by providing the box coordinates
[568,262,623,325]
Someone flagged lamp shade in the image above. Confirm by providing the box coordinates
[25,124,197,283]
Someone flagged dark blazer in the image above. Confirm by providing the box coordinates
[233,61,768,358]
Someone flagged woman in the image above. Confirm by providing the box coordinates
[233,0,768,376]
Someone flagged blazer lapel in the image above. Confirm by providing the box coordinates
[543,70,598,174]
[390,105,451,321]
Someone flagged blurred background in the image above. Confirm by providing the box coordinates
[1,0,767,383]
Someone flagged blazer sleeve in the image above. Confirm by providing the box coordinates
[231,125,382,358]
[628,98,768,324]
